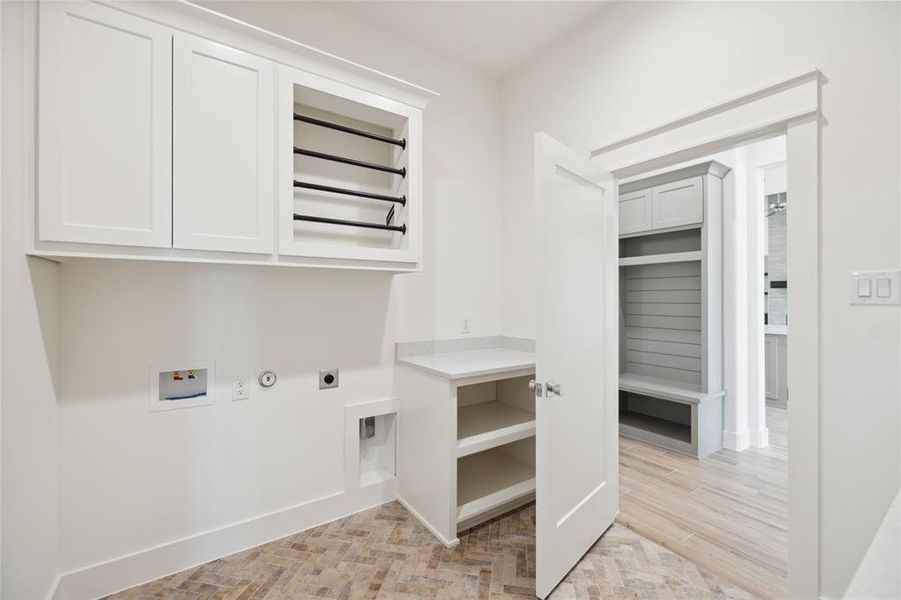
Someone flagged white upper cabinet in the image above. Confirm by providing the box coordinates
[651,176,703,230]
[618,188,653,235]
[173,34,276,254]
[32,1,433,270]
[38,1,173,248]
[278,66,422,267]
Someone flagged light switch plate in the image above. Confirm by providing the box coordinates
[850,270,901,305]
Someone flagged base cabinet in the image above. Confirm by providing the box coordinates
[396,364,536,545]
[765,334,788,408]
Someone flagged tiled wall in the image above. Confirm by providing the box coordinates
[766,202,788,325]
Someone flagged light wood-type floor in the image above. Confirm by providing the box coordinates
[109,409,786,600]
[618,407,788,599]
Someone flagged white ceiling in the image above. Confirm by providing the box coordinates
[322,1,611,79]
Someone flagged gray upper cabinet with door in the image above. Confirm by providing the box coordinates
[33,0,432,271]
[617,164,727,237]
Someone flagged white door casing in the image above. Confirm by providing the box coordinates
[534,132,619,599]
[173,33,275,253]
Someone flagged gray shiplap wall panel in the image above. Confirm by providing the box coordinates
[626,276,703,291]
[623,259,703,383]
[625,327,702,344]
[626,362,702,384]
[626,350,701,371]
[626,289,702,304]
[627,302,702,317]
[625,315,702,331]
[626,338,702,358]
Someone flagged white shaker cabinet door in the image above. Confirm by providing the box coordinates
[173,34,276,254]
[38,1,173,247]
[651,176,704,230]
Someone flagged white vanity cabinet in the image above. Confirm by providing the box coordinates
[31,0,433,271]
[38,1,173,248]
[395,347,536,545]
[172,34,276,254]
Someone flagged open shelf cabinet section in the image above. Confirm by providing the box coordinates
[279,66,424,269]
[395,350,535,544]
[457,401,535,458]
[457,446,535,527]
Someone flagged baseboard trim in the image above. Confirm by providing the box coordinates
[723,428,750,451]
[749,427,770,448]
[396,495,459,548]
[54,480,397,600]
[45,574,61,600]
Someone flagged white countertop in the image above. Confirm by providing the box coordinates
[766,325,788,336]
[397,348,536,380]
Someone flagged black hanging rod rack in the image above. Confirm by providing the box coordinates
[293,180,406,206]
[294,147,406,178]
[294,113,406,149]
[294,213,406,235]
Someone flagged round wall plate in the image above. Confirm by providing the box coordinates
[258,370,277,388]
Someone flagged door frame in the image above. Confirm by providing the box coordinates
[589,68,821,599]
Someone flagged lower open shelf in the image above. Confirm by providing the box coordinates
[457,447,535,527]
[620,410,691,443]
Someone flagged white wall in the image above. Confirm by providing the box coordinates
[1,2,61,597]
[2,0,503,592]
[499,2,900,597]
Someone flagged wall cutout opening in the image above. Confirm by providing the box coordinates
[359,412,396,487]
[150,361,215,412]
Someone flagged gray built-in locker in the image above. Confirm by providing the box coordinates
[617,161,729,458]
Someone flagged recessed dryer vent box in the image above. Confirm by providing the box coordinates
[359,412,396,488]
[150,361,215,412]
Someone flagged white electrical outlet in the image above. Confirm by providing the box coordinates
[232,377,250,401]
[462,316,472,334]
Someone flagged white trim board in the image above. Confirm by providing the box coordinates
[53,482,397,600]
[102,0,439,108]
[591,68,819,157]
[594,68,819,176]
[592,71,821,599]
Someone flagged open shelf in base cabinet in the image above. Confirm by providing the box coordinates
[395,361,537,544]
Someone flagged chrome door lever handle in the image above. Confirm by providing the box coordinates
[546,380,562,396]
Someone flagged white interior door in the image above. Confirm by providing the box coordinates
[534,132,619,599]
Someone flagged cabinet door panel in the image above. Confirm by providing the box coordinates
[651,176,703,230]
[618,189,652,236]
[173,34,275,253]
[765,336,779,399]
[38,1,172,247]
